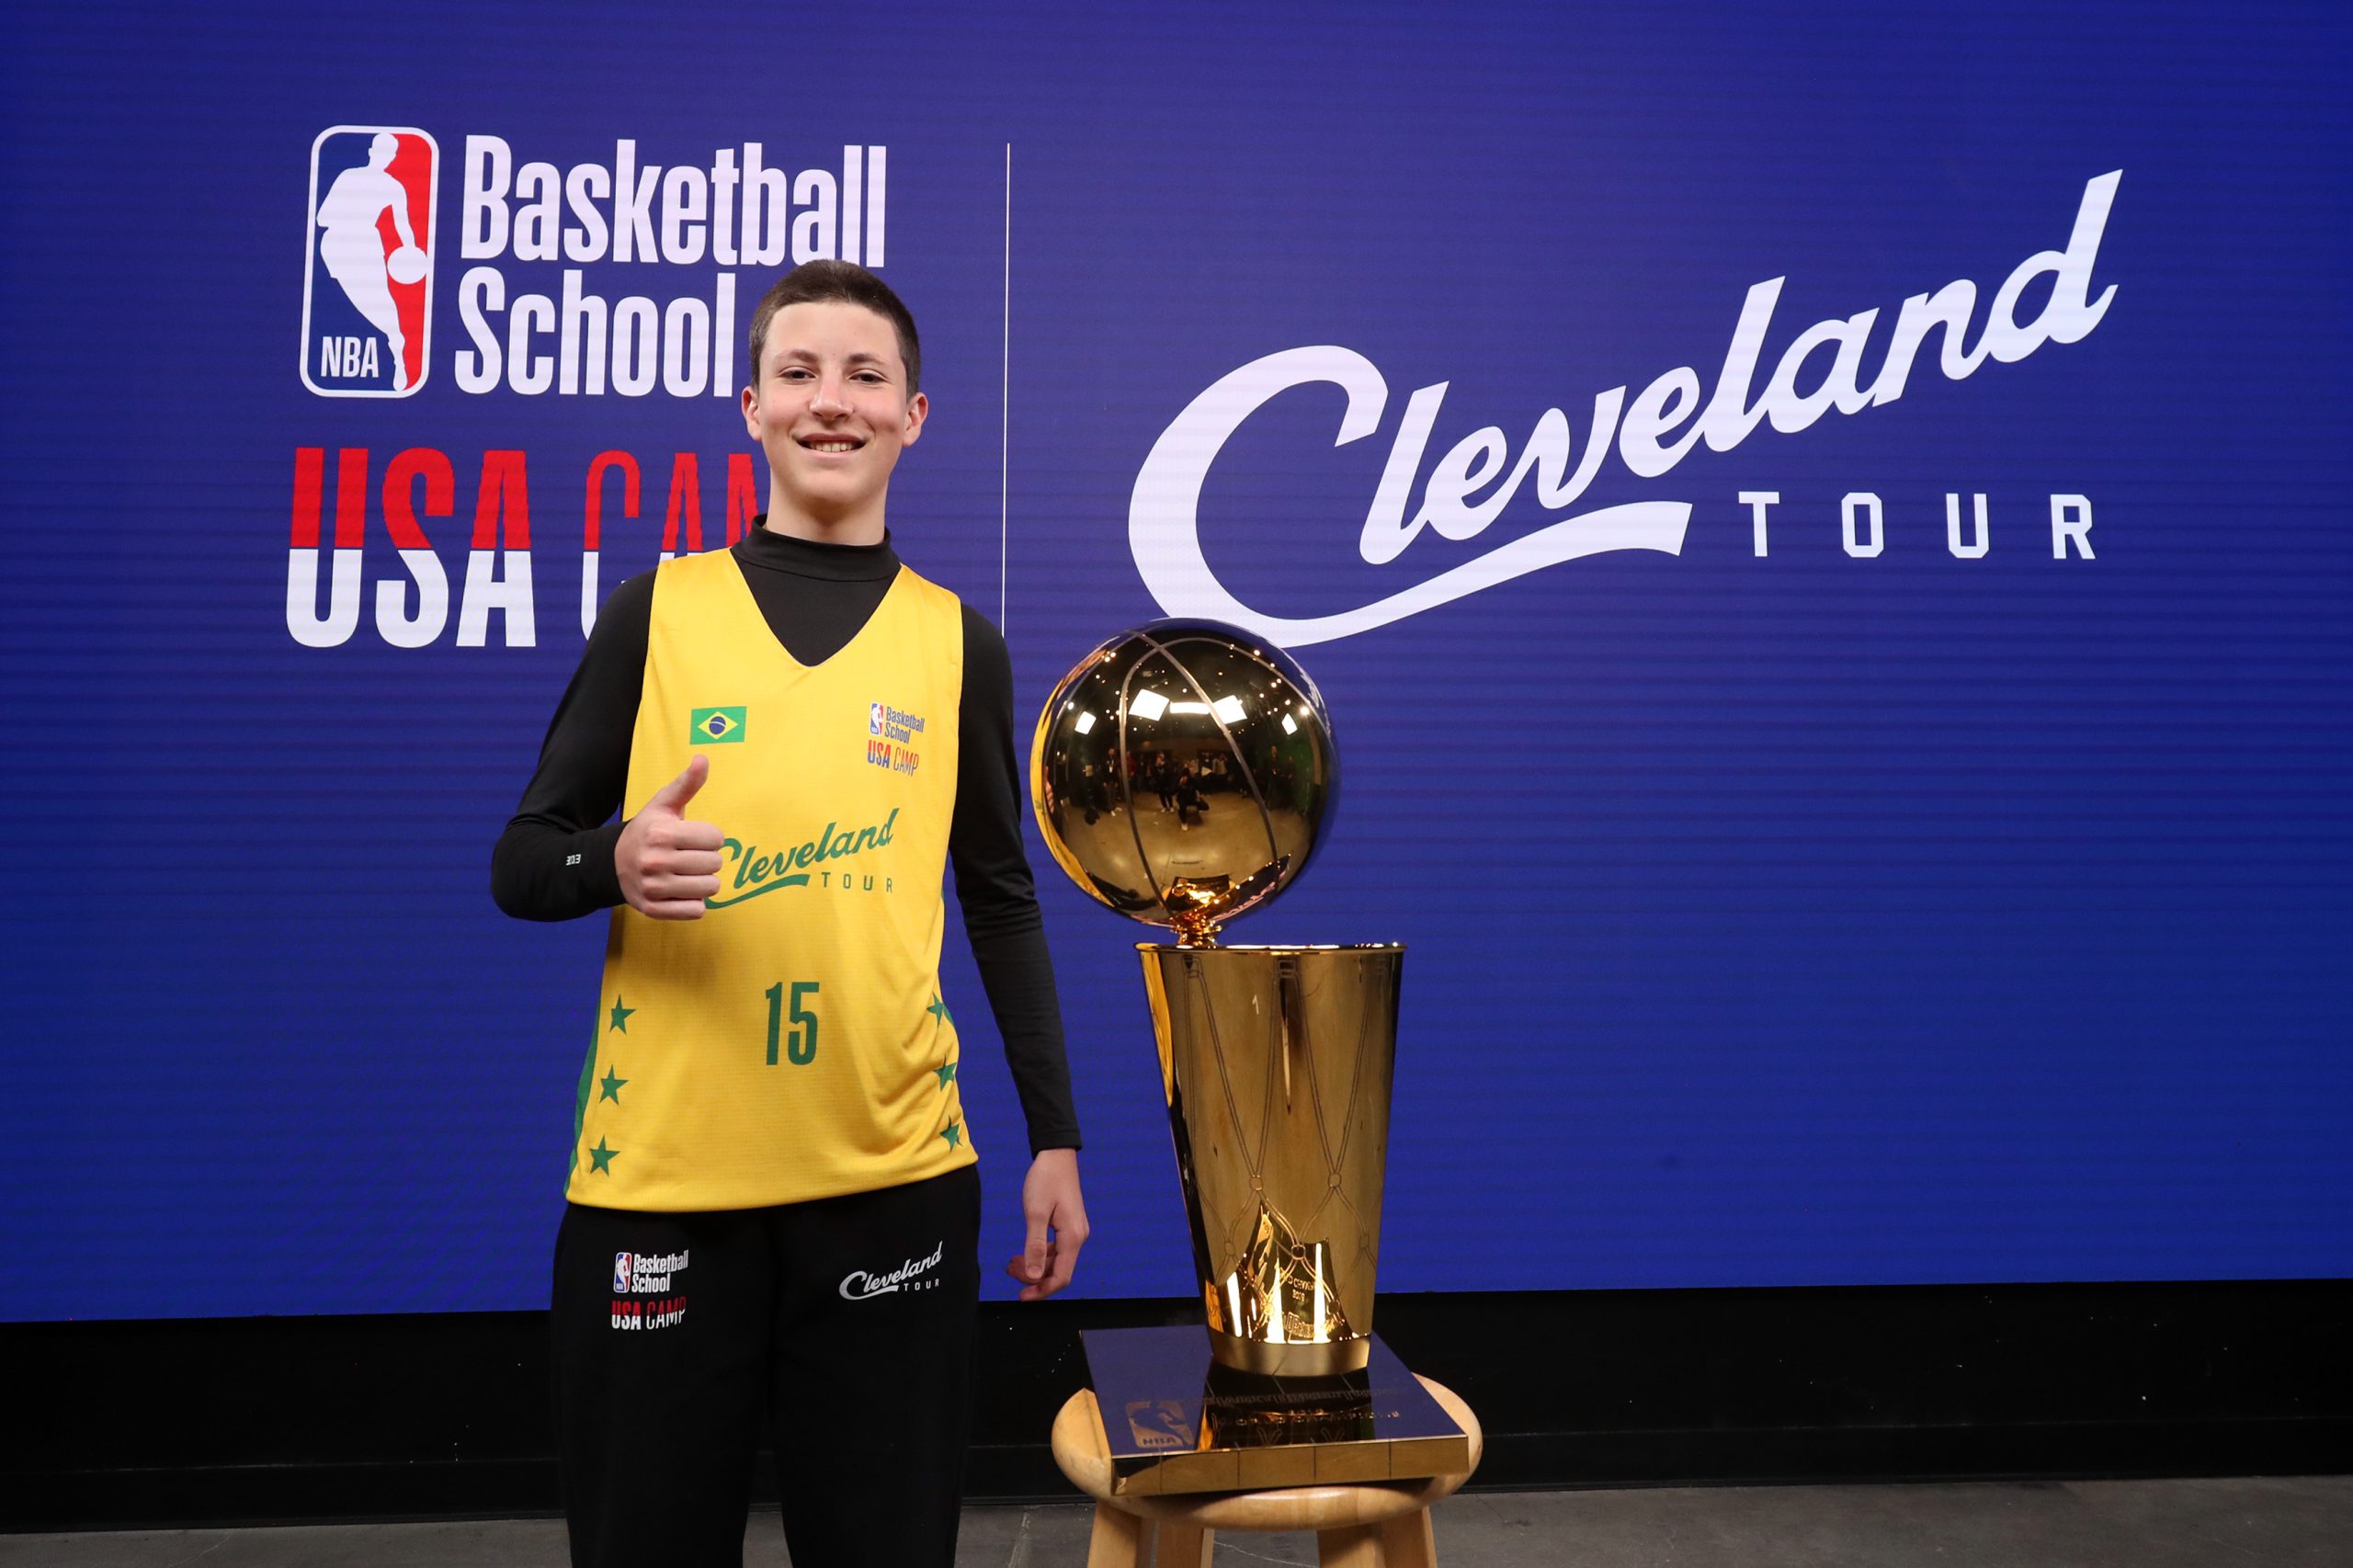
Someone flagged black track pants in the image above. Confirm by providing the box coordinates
[551,1165,982,1568]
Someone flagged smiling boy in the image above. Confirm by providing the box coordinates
[493,261,1086,1568]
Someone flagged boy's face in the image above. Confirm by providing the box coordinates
[741,300,926,526]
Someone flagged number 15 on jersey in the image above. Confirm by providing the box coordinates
[764,980,819,1065]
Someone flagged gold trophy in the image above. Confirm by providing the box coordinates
[1032,621,1465,1492]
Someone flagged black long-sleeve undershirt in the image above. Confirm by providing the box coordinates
[492,524,1080,1154]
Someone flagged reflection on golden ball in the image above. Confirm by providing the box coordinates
[1029,620,1337,944]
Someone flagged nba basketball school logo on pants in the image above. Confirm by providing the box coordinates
[301,126,439,397]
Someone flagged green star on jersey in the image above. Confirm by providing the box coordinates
[939,1121,961,1150]
[588,1139,619,1174]
[599,1066,628,1104]
[608,997,634,1034]
[926,992,952,1026]
[934,1061,958,1090]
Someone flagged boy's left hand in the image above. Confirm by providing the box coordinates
[1006,1148,1087,1301]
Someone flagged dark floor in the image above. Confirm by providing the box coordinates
[5,1476,2349,1566]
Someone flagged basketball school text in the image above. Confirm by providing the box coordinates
[453,138,888,399]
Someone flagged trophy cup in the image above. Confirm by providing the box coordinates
[1031,620,1469,1494]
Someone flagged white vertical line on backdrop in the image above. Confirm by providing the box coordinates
[1000,142,1012,628]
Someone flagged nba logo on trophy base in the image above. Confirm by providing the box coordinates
[1032,620,1401,1378]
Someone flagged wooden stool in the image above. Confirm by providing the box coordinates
[1050,1376,1483,1567]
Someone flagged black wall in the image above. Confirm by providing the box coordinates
[15,1280,2350,1531]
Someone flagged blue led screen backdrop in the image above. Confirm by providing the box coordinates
[2,2,2347,1319]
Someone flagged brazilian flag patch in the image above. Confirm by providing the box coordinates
[689,706,747,744]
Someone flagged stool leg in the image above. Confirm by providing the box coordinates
[1379,1507,1438,1568]
[1317,1522,1381,1567]
[1155,1520,1213,1566]
[1087,1501,1149,1568]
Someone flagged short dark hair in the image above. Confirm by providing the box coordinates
[745,260,921,395]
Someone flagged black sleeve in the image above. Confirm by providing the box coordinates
[953,605,1085,1153]
[489,570,655,922]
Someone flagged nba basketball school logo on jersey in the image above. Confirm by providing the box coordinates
[301,126,440,397]
[867,702,925,776]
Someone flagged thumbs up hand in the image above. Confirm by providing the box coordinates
[617,755,724,920]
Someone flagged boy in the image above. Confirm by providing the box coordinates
[493,260,1086,1567]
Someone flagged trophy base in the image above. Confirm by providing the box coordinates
[1082,1324,1471,1496]
[1209,1324,1370,1377]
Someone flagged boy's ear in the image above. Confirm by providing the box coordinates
[900,390,929,448]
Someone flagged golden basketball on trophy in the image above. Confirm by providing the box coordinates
[1029,619,1337,943]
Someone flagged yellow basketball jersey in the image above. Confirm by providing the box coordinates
[565,547,972,1210]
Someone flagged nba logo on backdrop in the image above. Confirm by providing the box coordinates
[301,126,439,397]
